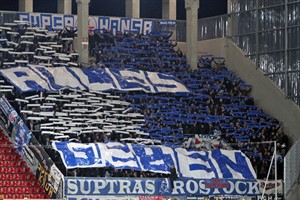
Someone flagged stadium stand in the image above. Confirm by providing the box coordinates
[0,21,288,184]
[0,129,49,199]
[0,21,79,68]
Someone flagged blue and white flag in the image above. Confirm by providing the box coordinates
[52,142,256,179]
[0,66,190,94]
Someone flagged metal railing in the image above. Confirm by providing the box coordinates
[228,0,300,107]
[198,14,228,41]
[0,11,19,24]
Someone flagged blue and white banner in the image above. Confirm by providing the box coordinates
[159,20,176,27]
[0,66,190,94]
[53,142,256,179]
[14,119,31,153]
[0,97,31,154]
[65,177,261,197]
[0,97,19,125]
[18,12,154,35]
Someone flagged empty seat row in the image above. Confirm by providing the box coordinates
[0,160,27,167]
[1,193,47,199]
[0,153,22,160]
[0,166,31,173]
[0,172,36,180]
[0,186,44,194]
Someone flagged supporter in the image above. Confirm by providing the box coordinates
[0,24,290,181]
[176,48,183,58]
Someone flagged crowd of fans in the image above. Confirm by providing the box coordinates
[0,22,79,68]
[0,22,289,180]
[87,29,288,179]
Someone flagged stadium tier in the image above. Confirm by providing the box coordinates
[0,130,49,199]
[0,21,288,198]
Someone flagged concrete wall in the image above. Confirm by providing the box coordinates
[177,38,227,58]
[177,38,300,144]
[286,176,300,200]
[224,38,300,144]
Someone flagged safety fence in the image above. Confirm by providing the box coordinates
[228,0,300,106]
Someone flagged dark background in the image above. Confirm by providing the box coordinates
[0,0,227,20]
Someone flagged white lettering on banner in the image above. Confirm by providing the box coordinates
[93,180,106,194]
[118,180,131,194]
[235,181,247,194]
[107,180,118,194]
[172,180,259,195]
[66,178,260,196]
[68,179,79,195]
[18,13,154,34]
[67,196,139,200]
[143,20,154,35]
[121,18,131,33]
[79,180,92,195]
[131,19,142,34]
[131,180,143,194]
[222,180,235,194]
[110,17,121,35]
[145,180,155,195]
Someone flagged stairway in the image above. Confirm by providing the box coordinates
[0,130,49,199]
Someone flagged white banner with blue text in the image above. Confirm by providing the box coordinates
[0,66,190,94]
[52,142,256,179]
[18,12,154,35]
[64,177,261,197]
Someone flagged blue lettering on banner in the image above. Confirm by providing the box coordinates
[0,66,190,94]
[110,18,120,34]
[53,16,63,30]
[64,177,261,197]
[98,16,110,31]
[120,18,131,33]
[52,142,256,180]
[64,15,75,28]
[18,12,154,33]
[31,14,41,27]
[18,13,29,22]
[41,14,52,28]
